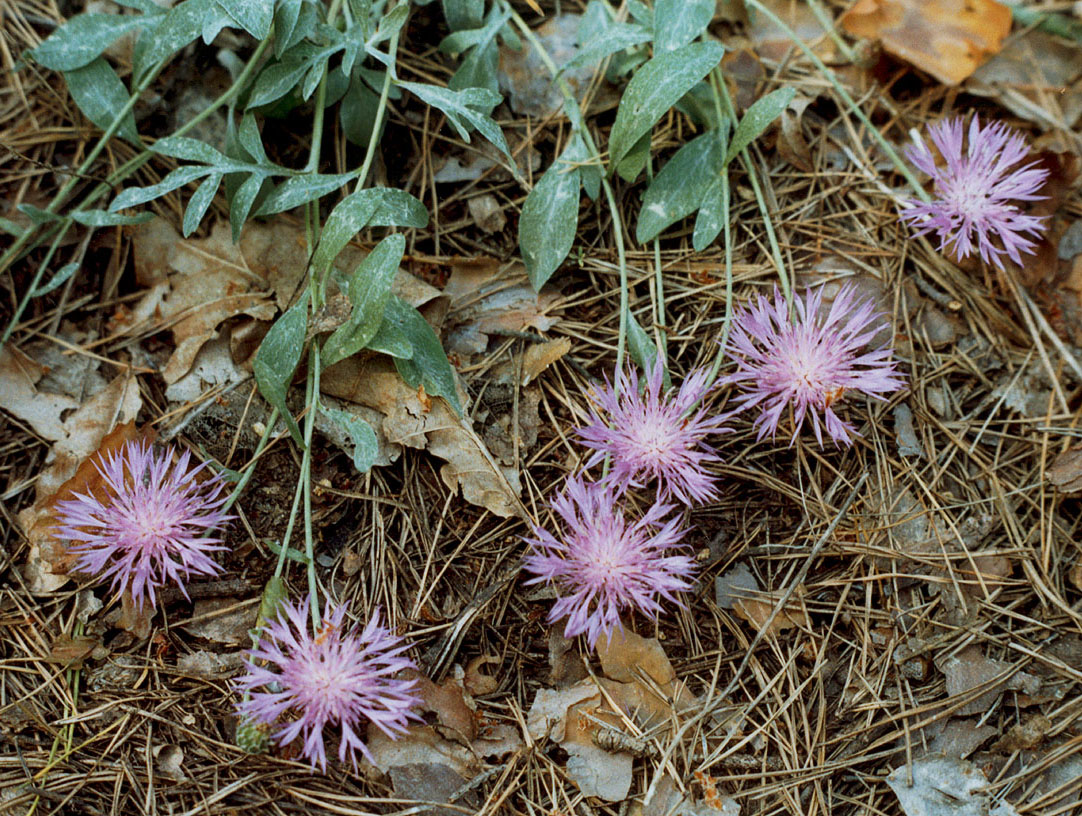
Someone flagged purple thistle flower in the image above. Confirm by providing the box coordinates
[235,597,421,772]
[54,440,231,607]
[575,358,727,505]
[722,284,904,447]
[523,476,695,648]
[900,116,1049,270]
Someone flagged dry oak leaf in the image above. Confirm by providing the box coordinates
[732,586,810,636]
[1047,446,1082,494]
[0,343,81,441]
[17,379,142,595]
[839,0,1012,86]
[321,356,523,518]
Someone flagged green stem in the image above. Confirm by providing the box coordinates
[743,0,929,203]
[222,406,279,515]
[503,2,631,374]
[710,68,791,304]
[1,34,274,341]
[355,29,399,193]
[301,347,322,631]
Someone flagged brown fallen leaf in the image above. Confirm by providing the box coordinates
[1048,446,1082,495]
[968,30,1082,132]
[732,587,810,636]
[322,356,524,518]
[442,257,562,356]
[0,343,81,441]
[839,0,1011,86]
[365,725,480,816]
[527,633,697,801]
[749,0,835,62]
[413,670,478,742]
[131,218,277,384]
[17,380,143,595]
[521,337,570,386]
[597,628,675,686]
[936,645,1041,716]
[991,714,1051,754]
[463,655,500,697]
[777,92,815,172]
[47,634,102,668]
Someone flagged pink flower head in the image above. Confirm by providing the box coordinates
[523,476,695,647]
[235,597,421,772]
[722,284,904,447]
[54,440,231,607]
[575,358,727,505]
[900,116,1048,270]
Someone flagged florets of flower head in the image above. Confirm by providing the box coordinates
[235,597,421,772]
[575,358,727,505]
[523,476,695,648]
[53,440,231,606]
[722,284,904,447]
[900,116,1048,270]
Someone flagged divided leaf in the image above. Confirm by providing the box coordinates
[398,81,512,164]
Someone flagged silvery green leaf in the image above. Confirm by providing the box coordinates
[397,81,511,164]
[626,311,669,389]
[215,0,272,39]
[653,0,713,52]
[228,173,266,242]
[614,130,651,183]
[322,233,405,367]
[725,87,797,165]
[253,293,309,446]
[519,148,581,291]
[62,58,140,145]
[442,0,483,31]
[384,297,462,415]
[255,172,356,216]
[636,129,726,243]
[366,318,413,359]
[31,13,149,71]
[692,177,726,252]
[109,166,212,210]
[135,0,231,82]
[319,405,379,472]
[152,135,231,165]
[70,209,154,227]
[182,173,222,236]
[236,114,269,166]
[608,41,724,172]
[30,262,79,298]
[562,15,644,75]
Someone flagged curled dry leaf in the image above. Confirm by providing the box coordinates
[521,337,570,386]
[935,645,1041,716]
[528,631,697,801]
[732,586,810,636]
[442,257,562,356]
[463,655,500,696]
[748,0,835,62]
[413,670,478,742]
[1047,447,1082,495]
[839,0,1012,86]
[322,356,523,518]
[17,378,143,595]
[0,343,81,441]
[47,634,103,668]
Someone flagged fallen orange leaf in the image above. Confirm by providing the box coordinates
[839,0,1012,86]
